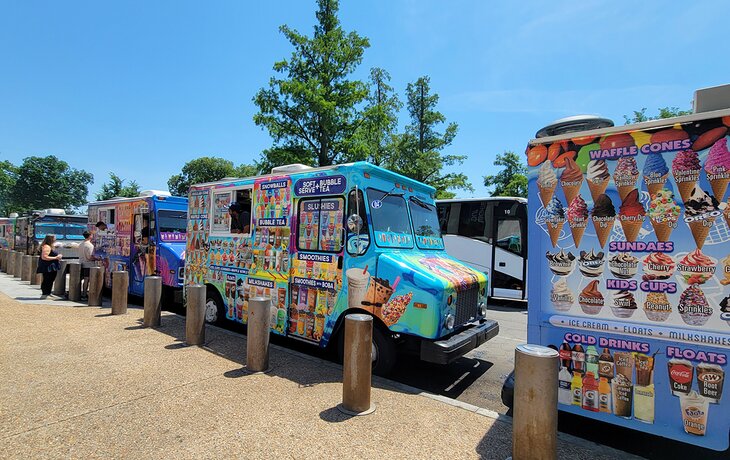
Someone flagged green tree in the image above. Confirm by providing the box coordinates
[167,157,259,196]
[623,107,692,124]
[0,160,18,215]
[253,0,370,167]
[95,173,140,201]
[255,144,313,173]
[10,156,93,212]
[348,68,401,166]
[483,151,528,198]
[389,76,472,199]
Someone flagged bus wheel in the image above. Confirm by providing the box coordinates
[204,291,224,325]
[338,323,397,376]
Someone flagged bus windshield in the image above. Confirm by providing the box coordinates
[409,197,444,250]
[367,188,413,248]
[35,218,87,240]
[158,210,187,242]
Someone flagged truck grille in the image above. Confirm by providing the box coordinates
[454,286,479,325]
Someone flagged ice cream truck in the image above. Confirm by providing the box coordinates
[186,162,499,374]
[87,191,187,302]
[0,215,17,249]
[520,90,730,451]
[14,209,87,258]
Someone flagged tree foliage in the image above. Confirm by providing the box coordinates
[167,157,259,196]
[10,156,93,213]
[388,76,471,198]
[253,0,370,167]
[483,151,528,198]
[95,173,140,201]
[0,160,18,215]
[623,107,692,124]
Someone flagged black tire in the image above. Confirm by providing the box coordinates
[204,289,225,325]
[337,321,397,376]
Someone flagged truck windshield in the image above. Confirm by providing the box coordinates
[158,210,187,242]
[35,218,87,240]
[367,188,413,248]
[409,197,444,250]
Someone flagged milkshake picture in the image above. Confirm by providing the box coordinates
[346,267,370,309]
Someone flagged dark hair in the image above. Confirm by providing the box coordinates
[229,202,242,212]
[41,234,56,247]
[83,231,91,239]
[95,221,107,228]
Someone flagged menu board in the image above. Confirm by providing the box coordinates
[527,115,730,451]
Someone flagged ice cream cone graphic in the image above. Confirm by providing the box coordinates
[687,219,714,249]
[705,138,730,202]
[544,196,566,247]
[567,196,589,247]
[613,157,640,201]
[644,174,668,196]
[672,149,702,203]
[547,219,565,247]
[592,217,614,248]
[569,222,587,247]
[650,218,675,242]
[559,157,583,205]
[619,217,644,242]
[616,179,639,201]
[537,162,558,206]
[538,183,556,206]
[676,180,698,204]
[587,178,609,202]
[591,194,616,248]
[562,183,582,206]
[709,177,730,203]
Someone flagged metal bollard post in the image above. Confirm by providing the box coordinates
[14,252,23,278]
[245,296,272,373]
[337,314,376,416]
[52,260,68,296]
[185,285,206,345]
[30,256,40,286]
[88,266,103,306]
[111,271,129,315]
[68,263,82,301]
[21,255,32,282]
[511,344,559,460]
[143,276,162,327]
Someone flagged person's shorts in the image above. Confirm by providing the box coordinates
[82,267,91,277]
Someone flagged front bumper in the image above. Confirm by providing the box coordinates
[420,319,499,365]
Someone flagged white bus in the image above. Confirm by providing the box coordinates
[436,197,527,301]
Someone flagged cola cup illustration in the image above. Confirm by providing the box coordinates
[668,359,694,397]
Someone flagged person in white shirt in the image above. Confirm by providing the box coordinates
[78,231,98,299]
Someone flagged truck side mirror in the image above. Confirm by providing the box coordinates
[347,214,363,234]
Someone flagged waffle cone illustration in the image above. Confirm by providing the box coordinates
[709,177,730,202]
[644,174,668,196]
[592,218,614,248]
[619,217,644,242]
[562,183,582,206]
[650,218,674,242]
[569,221,587,247]
[676,179,698,204]
[617,183,636,201]
[546,219,564,247]
[613,173,639,201]
[688,219,714,249]
[588,179,609,202]
[538,184,556,206]
[725,207,730,230]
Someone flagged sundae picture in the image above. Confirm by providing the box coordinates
[567,196,589,247]
[647,188,681,242]
[644,292,672,322]
[618,189,645,242]
[720,296,730,325]
[578,249,605,278]
[545,196,566,247]
[591,194,615,248]
[550,279,574,312]
[676,249,717,285]
[677,285,712,326]
[704,137,730,202]
[610,290,637,318]
[642,252,676,280]
[671,149,701,203]
[613,156,639,200]
[643,152,669,195]
[560,157,583,205]
[608,253,639,279]
[586,159,610,201]
[720,254,730,285]
[538,162,558,206]
[579,280,604,315]
[683,186,721,249]
[546,249,576,276]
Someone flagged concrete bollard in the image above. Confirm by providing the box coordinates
[185,285,206,345]
[21,255,32,282]
[6,251,15,275]
[338,314,376,416]
[68,262,82,301]
[52,260,68,296]
[111,271,129,315]
[0,249,6,272]
[30,256,40,286]
[143,276,162,327]
[87,266,103,306]
[14,252,23,278]
[511,344,559,460]
[245,296,272,373]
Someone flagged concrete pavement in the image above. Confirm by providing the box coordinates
[0,273,636,459]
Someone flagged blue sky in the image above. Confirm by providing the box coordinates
[1,0,728,200]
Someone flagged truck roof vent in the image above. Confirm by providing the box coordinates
[535,115,614,139]
[271,164,313,174]
[694,84,730,113]
[42,208,66,215]
[9,213,18,218]
[139,190,171,197]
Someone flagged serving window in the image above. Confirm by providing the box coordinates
[297,197,344,253]
[210,187,253,236]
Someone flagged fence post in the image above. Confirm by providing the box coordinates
[185,285,206,345]
[511,344,559,460]
[111,270,129,315]
[337,314,376,416]
[143,276,162,327]
[88,266,103,306]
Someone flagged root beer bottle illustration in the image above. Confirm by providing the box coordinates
[598,348,614,379]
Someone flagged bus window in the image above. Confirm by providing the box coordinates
[457,201,490,243]
[437,202,451,233]
[496,218,522,255]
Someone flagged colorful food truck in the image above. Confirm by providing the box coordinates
[14,209,87,258]
[87,192,187,302]
[0,215,16,249]
[523,102,730,450]
[186,162,498,374]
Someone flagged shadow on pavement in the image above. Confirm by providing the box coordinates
[318,406,351,423]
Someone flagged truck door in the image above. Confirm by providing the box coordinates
[130,206,154,296]
[491,201,527,300]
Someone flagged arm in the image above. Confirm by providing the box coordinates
[40,245,61,261]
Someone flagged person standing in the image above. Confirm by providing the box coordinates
[78,231,97,299]
[37,234,62,297]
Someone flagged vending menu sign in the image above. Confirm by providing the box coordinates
[526,114,730,450]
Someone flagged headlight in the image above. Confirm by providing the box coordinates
[445,314,455,330]
[479,302,488,317]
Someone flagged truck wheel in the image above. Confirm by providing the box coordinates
[204,291,224,325]
[337,323,397,376]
